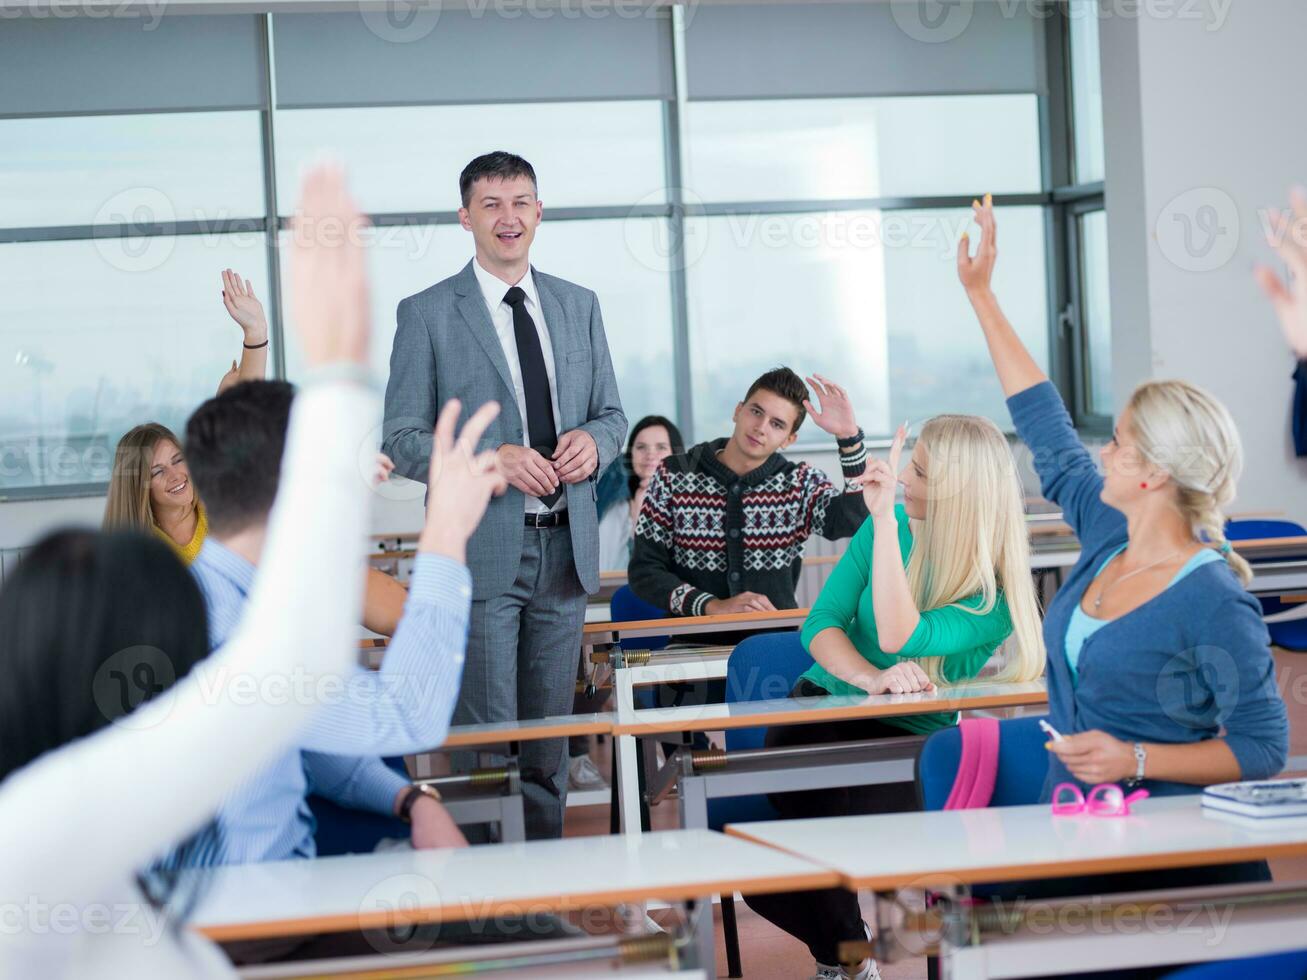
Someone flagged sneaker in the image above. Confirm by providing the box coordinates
[568,754,607,791]
[813,922,881,980]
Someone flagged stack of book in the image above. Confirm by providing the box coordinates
[1202,779,1307,823]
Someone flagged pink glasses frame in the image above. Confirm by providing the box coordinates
[1051,782,1150,817]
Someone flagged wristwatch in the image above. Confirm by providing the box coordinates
[398,783,442,822]
[1125,742,1147,786]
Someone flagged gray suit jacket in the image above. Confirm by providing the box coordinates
[382,260,627,599]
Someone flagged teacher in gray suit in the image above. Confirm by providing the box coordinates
[383,152,626,839]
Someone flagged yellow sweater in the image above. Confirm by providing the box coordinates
[154,504,208,565]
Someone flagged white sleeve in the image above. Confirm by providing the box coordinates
[0,381,376,912]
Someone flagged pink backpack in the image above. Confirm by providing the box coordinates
[943,717,1000,810]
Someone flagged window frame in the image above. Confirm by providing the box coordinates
[1,3,1105,497]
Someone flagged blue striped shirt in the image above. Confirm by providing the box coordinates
[182,539,471,866]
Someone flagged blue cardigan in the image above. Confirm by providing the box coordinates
[1009,382,1288,800]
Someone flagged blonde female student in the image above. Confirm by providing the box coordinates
[744,413,1046,980]
[959,198,1287,979]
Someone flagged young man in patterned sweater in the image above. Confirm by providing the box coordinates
[630,367,868,617]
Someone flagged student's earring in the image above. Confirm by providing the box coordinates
[1140,482,1148,489]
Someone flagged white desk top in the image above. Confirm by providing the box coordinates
[436,711,614,748]
[189,829,839,942]
[611,680,1048,736]
[726,794,1307,891]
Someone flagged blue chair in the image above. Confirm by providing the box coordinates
[609,585,671,652]
[310,755,411,857]
[1164,949,1307,979]
[915,714,1049,812]
[1225,519,1307,652]
[706,631,814,978]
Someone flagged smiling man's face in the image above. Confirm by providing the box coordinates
[459,174,542,275]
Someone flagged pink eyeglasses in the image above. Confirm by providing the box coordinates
[1051,782,1150,817]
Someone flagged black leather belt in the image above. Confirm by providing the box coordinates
[525,510,569,529]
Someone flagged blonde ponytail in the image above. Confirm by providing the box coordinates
[1127,381,1251,586]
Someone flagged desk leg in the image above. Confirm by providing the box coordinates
[687,896,717,977]
[614,668,644,836]
[678,773,708,830]
[499,791,526,843]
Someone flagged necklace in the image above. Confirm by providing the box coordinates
[1091,549,1183,612]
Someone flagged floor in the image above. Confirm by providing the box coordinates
[555,646,1307,979]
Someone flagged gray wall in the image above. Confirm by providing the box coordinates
[1099,0,1307,518]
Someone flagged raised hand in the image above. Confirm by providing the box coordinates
[957,192,997,296]
[420,399,507,561]
[803,374,859,440]
[1255,186,1307,359]
[853,423,906,521]
[287,163,371,369]
[221,268,268,345]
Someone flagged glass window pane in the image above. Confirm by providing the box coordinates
[684,95,1041,203]
[274,102,667,215]
[279,218,676,433]
[0,112,266,229]
[1069,2,1106,184]
[0,233,267,493]
[1080,209,1112,415]
[685,207,1048,441]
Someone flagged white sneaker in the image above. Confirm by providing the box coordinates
[813,922,881,980]
[568,754,607,791]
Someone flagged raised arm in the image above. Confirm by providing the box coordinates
[216,268,270,394]
[960,198,1123,544]
[1255,185,1307,363]
[0,165,376,913]
[800,374,870,540]
[957,195,1047,398]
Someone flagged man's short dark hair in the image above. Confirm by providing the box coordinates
[185,381,295,537]
[459,152,538,208]
[744,367,808,433]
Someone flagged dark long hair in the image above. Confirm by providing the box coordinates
[0,529,222,921]
[625,415,685,497]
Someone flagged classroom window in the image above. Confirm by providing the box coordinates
[0,233,268,494]
[1078,209,1112,417]
[273,102,668,215]
[0,111,265,230]
[684,207,1049,441]
[1068,1,1106,185]
[684,95,1042,203]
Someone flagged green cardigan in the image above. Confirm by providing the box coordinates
[798,505,1013,735]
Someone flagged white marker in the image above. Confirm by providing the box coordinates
[1039,719,1065,742]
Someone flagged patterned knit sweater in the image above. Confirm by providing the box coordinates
[630,438,868,616]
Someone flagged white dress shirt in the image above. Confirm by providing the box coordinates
[472,257,565,513]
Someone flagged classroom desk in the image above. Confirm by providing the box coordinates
[586,609,810,834]
[189,828,838,975]
[617,681,1049,837]
[726,794,1307,979]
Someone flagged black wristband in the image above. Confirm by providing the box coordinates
[398,785,428,822]
[242,339,269,350]
[836,428,864,449]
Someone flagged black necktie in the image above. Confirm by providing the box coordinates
[504,285,561,507]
